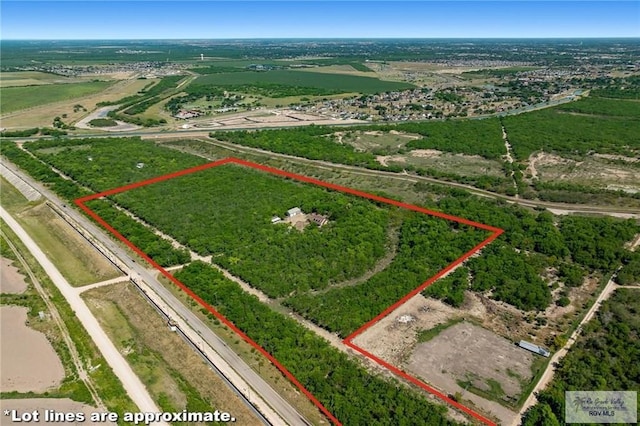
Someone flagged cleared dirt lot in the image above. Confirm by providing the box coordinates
[407,322,534,425]
[0,257,28,294]
[0,399,115,426]
[0,306,64,392]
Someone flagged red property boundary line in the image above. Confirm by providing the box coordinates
[75,157,503,426]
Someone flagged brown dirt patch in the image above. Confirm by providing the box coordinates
[407,322,531,425]
[0,306,64,392]
[0,257,28,294]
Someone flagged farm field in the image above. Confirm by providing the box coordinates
[0,71,70,87]
[192,69,415,93]
[0,81,114,114]
[0,78,149,129]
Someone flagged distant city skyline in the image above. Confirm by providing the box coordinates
[1,1,639,40]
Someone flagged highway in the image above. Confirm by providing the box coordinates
[1,160,311,426]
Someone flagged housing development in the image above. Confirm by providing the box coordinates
[1,33,639,426]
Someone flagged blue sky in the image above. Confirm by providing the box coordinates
[1,1,638,39]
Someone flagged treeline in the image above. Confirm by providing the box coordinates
[85,200,190,267]
[556,96,640,118]
[212,127,379,168]
[285,213,489,336]
[0,143,88,200]
[0,127,67,138]
[187,82,339,98]
[521,289,640,425]
[174,261,458,426]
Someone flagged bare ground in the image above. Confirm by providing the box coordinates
[0,257,28,294]
[0,306,64,393]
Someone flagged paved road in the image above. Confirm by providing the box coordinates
[2,160,309,426]
[0,206,167,426]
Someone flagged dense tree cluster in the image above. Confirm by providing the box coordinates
[113,164,390,297]
[616,252,640,285]
[503,108,640,160]
[423,267,469,307]
[285,213,489,336]
[521,289,640,425]
[399,118,505,160]
[174,261,458,426]
[560,216,638,271]
[85,200,190,267]
[26,137,205,192]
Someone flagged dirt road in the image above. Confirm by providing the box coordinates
[0,207,167,425]
[513,273,622,425]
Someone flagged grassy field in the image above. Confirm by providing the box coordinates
[0,179,121,286]
[0,81,115,114]
[555,96,640,118]
[83,283,260,423]
[192,69,414,93]
[0,79,149,128]
[0,71,66,87]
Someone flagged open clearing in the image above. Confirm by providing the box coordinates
[0,306,65,393]
[0,256,28,294]
[0,399,114,426]
[525,152,640,193]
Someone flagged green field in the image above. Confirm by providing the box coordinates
[192,70,414,93]
[0,81,114,114]
[555,96,640,118]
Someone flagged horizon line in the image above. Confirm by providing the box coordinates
[3,36,640,41]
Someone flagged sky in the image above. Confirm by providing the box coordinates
[1,1,639,39]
